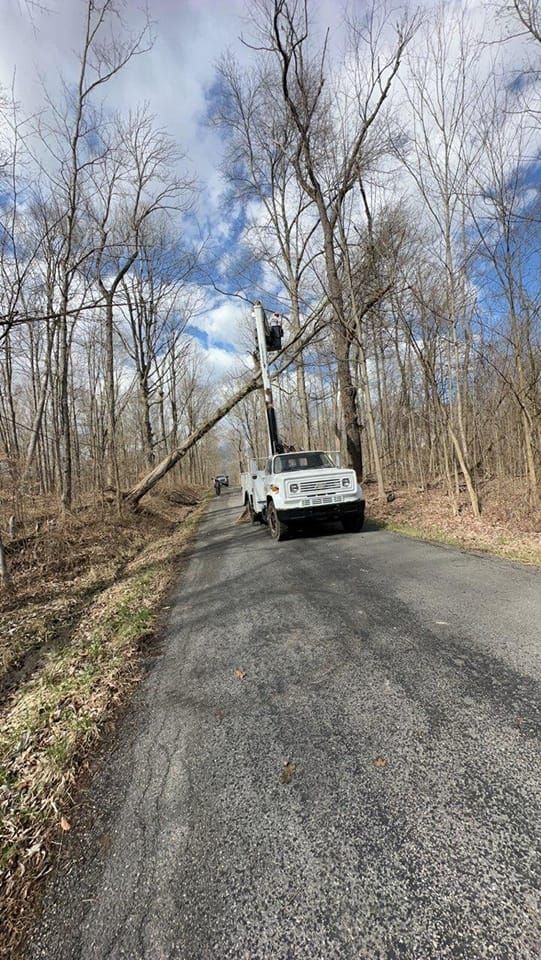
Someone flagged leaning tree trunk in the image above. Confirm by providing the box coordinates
[125,374,262,507]
[125,314,326,506]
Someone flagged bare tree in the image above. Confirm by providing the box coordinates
[395,7,483,515]
[36,0,152,508]
[244,0,416,477]
[86,108,194,496]
[216,55,321,448]
[468,78,541,505]
[120,224,198,468]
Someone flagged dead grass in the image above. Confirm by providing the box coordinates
[0,489,207,959]
[0,487,201,695]
[367,478,541,566]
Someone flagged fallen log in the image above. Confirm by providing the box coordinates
[125,308,328,508]
[125,374,262,507]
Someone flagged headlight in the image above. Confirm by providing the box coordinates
[341,477,351,488]
[290,482,299,494]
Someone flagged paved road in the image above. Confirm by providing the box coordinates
[30,490,541,960]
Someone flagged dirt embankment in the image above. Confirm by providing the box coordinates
[0,487,207,959]
[367,478,541,566]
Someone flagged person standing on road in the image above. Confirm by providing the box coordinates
[214,478,221,496]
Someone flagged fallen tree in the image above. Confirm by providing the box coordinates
[125,307,327,507]
[125,374,262,506]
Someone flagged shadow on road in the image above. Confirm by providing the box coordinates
[206,504,242,516]
[173,538,541,742]
[187,516,384,565]
[289,516,384,540]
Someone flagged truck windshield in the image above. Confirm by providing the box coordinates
[274,452,336,472]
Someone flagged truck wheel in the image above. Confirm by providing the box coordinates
[342,511,364,533]
[268,502,288,541]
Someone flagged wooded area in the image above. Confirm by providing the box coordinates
[1,4,540,954]
[1,0,540,568]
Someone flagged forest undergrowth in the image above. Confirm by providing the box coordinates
[0,487,207,959]
[367,479,541,566]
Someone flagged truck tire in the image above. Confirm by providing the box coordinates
[268,501,288,541]
[342,507,364,533]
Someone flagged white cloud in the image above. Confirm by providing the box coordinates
[0,0,247,225]
[2,0,540,393]
[202,344,241,375]
[193,297,252,351]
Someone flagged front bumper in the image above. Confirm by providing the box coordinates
[276,499,365,524]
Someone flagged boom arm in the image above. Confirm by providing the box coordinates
[253,301,284,456]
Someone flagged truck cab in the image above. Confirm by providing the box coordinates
[241,451,365,541]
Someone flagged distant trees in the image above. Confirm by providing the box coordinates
[0,0,202,523]
[0,0,539,524]
[226,1,540,512]
[261,0,417,479]
[469,80,541,506]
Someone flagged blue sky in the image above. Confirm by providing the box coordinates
[0,0,258,372]
[1,0,540,377]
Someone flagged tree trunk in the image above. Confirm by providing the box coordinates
[126,373,262,506]
[334,321,361,476]
[104,294,120,496]
[58,313,72,509]
[357,345,385,499]
[0,535,11,591]
[290,293,311,449]
[139,370,155,467]
[22,322,57,482]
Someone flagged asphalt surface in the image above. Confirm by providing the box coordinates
[29,490,541,960]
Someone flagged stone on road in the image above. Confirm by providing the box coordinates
[29,490,541,960]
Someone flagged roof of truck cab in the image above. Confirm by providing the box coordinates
[274,450,325,456]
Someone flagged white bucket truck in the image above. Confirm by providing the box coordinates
[240,301,365,542]
[241,450,364,541]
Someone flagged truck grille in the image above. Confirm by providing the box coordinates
[299,477,342,495]
[301,495,344,506]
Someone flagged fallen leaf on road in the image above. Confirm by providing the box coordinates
[373,756,387,769]
[99,833,112,852]
[60,816,71,832]
[234,669,247,680]
[280,760,295,784]
[215,707,225,721]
